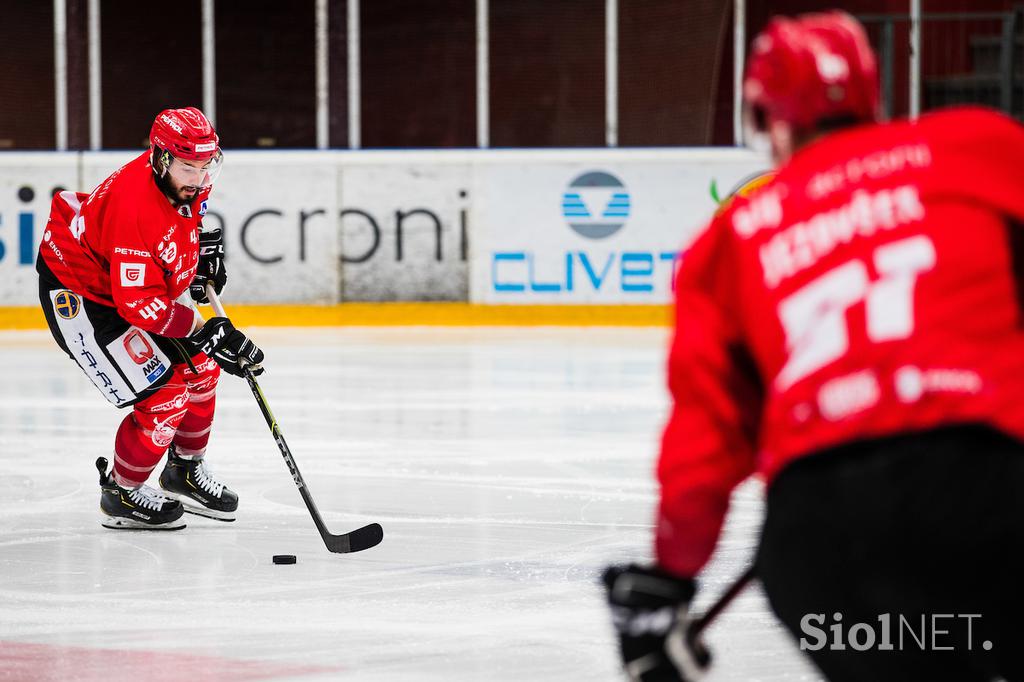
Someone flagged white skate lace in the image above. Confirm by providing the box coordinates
[128,484,173,511]
[193,459,225,498]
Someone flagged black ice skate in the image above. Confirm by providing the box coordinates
[96,457,186,530]
[158,445,238,522]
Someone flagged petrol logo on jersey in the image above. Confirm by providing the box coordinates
[561,171,631,239]
[53,290,81,319]
[120,262,146,287]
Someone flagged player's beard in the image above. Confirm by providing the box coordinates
[176,185,199,205]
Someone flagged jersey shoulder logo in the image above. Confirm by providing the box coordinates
[120,262,147,287]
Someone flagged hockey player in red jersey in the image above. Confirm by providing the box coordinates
[37,107,264,530]
[604,11,1024,682]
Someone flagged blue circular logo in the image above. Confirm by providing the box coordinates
[54,291,81,319]
[562,171,631,239]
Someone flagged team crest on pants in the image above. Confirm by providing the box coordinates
[48,290,134,406]
[53,291,81,319]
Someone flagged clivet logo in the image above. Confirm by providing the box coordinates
[561,171,631,239]
[491,169,680,295]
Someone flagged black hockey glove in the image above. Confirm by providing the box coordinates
[189,226,226,304]
[189,317,264,377]
[603,564,710,682]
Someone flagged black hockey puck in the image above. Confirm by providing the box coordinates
[272,555,297,565]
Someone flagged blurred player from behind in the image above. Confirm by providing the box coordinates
[604,11,1024,681]
[37,107,265,530]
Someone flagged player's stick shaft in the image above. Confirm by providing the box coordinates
[687,564,756,640]
[204,287,383,553]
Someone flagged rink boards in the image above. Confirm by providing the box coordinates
[0,148,765,320]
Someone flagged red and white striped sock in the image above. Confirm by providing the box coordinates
[173,354,221,459]
[111,371,189,487]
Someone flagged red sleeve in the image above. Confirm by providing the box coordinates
[655,217,761,578]
[107,205,195,338]
[925,108,1024,221]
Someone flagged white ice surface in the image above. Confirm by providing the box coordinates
[0,327,820,681]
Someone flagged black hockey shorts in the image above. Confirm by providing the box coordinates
[757,423,1024,682]
[38,262,195,409]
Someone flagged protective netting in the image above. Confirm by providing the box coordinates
[751,0,1022,121]
[1,0,1021,151]
[0,2,55,149]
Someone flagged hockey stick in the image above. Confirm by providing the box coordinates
[686,564,757,643]
[206,286,383,554]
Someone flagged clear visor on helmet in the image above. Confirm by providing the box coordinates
[167,150,223,189]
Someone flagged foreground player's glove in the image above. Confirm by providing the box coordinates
[189,226,226,304]
[603,564,710,682]
[190,317,264,377]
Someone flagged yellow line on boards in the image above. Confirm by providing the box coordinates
[0,307,48,330]
[0,303,672,329]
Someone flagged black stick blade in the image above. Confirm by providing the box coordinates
[325,523,384,554]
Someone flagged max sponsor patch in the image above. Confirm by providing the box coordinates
[106,327,173,393]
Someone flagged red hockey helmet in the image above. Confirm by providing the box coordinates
[744,12,880,132]
[150,107,220,161]
[150,107,222,196]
